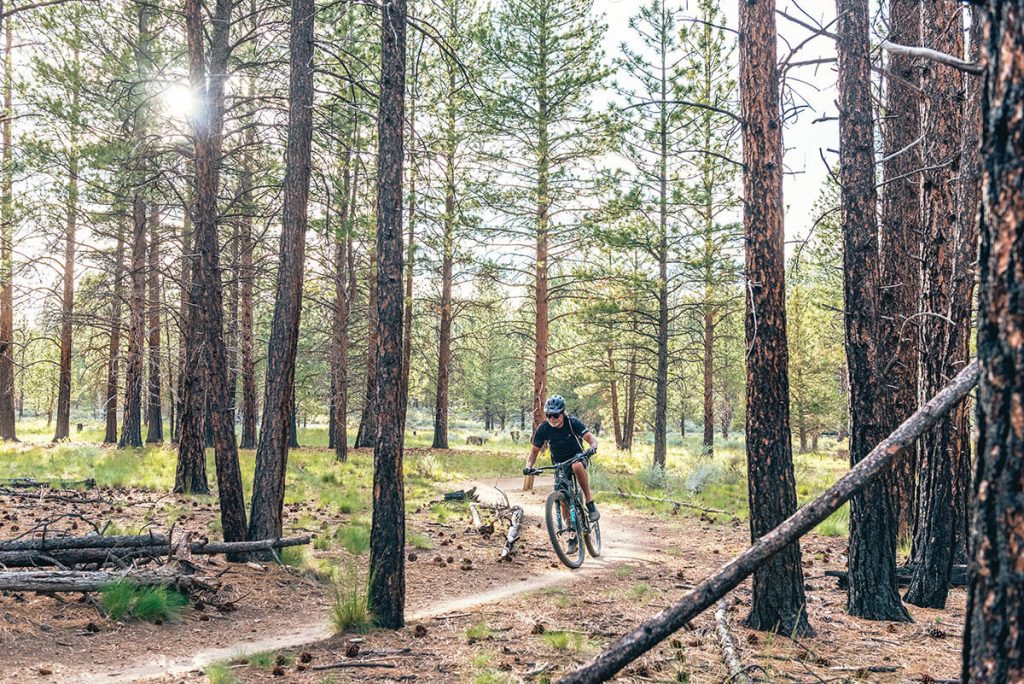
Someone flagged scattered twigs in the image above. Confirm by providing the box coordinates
[715,600,753,684]
[311,660,399,671]
[611,488,729,516]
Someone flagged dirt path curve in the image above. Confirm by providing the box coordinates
[89,479,660,684]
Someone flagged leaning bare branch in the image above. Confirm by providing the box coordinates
[879,40,983,75]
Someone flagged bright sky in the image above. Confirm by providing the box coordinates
[598,0,840,245]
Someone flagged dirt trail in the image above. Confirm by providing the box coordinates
[77,479,661,683]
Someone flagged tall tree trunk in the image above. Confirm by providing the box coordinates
[905,0,966,610]
[740,0,811,635]
[400,39,418,417]
[120,195,147,448]
[144,206,163,443]
[354,246,378,448]
[533,126,549,432]
[225,218,239,427]
[702,308,714,456]
[368,0,407,630]
[951,13,982,567]
[879,0,921,543]
[248,0,315,547]
[177,0,246,538]
[653,42,669,469]
[238,145,258,449]
[836,0,910,622]
[172,206,192,445]
[606,348,623,450]
[962,3,1024,679]
[0,16,15,442]
[54,70,79,442]
[119,3,151,450]
[623,347,637,451]
[431,76,455,451]
[332,124,354,462]
[104,219,125,444]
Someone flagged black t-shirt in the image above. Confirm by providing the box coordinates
[531,416,589,463]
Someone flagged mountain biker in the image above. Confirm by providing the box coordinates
[523,395,600,523]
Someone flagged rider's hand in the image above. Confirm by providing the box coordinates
[523,467,533,476]
[585,446,597,457]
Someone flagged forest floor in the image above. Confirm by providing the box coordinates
[0,440,963,683]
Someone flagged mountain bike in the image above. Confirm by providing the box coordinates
[524,449,602,568]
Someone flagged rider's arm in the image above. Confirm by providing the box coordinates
[525,444,541,469]
[584,432,598,452]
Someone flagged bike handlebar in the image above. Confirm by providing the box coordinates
[523,447,596,476]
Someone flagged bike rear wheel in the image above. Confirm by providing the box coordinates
[545,490,585,568]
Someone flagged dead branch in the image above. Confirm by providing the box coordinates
[879,40,983,75]
[0,532,167,553]
[558,360,978,684]
[716,599,753,684]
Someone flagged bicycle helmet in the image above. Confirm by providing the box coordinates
[544,395,566,415]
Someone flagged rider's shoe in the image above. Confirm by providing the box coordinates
[567,535,578,554]
[587,500,600,522]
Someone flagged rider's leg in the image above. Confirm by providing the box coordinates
[572,461,594,504]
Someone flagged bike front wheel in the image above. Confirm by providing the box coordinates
[584,518,602,558]
[545,490,585,568]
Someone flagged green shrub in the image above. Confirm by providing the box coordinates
[639,464,668,490]
[465,621,494,641]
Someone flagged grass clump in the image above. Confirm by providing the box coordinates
[336,521,371,554]
[465,621,494,642]
[101,581,187,623]
[541,630,587,651]
[329,563,373,633]
[407,532,433,550]
[246,652,274,668]
[816,504,850,537]
[203,663,238,684]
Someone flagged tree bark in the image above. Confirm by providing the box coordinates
[962,3,1024,681]
[120,194,147,448]
[238,123,258,449]
[836,0,910,622]
[249,0,315,548]
[354,245,378,448]
[172,205,191,446]
[878,0,921,542]
[332,124,355,463]
[702,308,714,456]
[905,0,966,610]
[53,68,78,442]
[103,218,125,444]
[606,348,623,450]
[0,16,15,442]
[431,71,456,451]
[558,362,979,684]
[739,0,810,636]
[368,0,407,630]
[400,41,418,418]
[178,0,246,538]
[144,205,163,443]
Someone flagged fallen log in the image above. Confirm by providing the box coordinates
[0,568,198,593]
[715,600,753,684]
[558,360,978,684]
[824,564,968,589]
[0,535,310,568]
[610,489,730,516]
[0,533,167,553]
[0,477,96,489]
